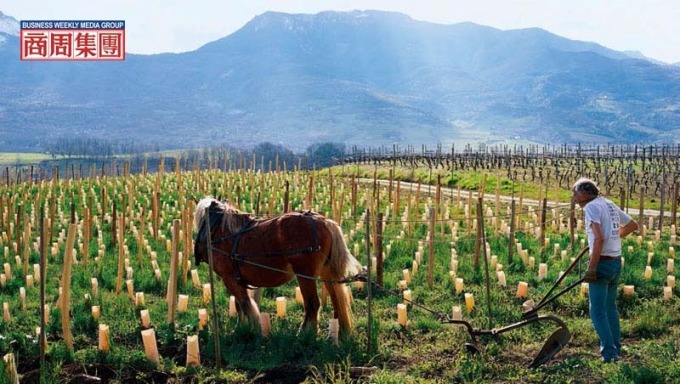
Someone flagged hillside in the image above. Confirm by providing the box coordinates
[1,10,680,152]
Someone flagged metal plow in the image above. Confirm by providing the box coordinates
[442,247,589,368]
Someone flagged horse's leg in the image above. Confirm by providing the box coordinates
[297,276,320,333]
[221,277,261,332]
[323,281,353,336]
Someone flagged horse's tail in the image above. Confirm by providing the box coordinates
[324,219,362,278]
[323,218,362,334]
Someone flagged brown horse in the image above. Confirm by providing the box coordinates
[193,197,362,335]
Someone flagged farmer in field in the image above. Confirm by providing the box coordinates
[572,177,638,363]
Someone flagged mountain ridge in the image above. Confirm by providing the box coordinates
[1,9,679,152]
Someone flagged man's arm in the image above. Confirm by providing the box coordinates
[619,220,638,238]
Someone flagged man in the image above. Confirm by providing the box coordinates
[572,177,638,363]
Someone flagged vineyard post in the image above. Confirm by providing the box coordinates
[658,180,666,231]
[394,180,400,230]
[305,174,314,210]
[619,187,626,213]
[474,200,482,270]
[101,184,107,231]
[372,187,379,251]
[672,182,678,228]
[428,207,435,288]
[478,197,493,329]
[388,169,393,204]
[85,195,94,267]
[518,186,524,230]
[553,184,560,231]
[328,172,334,221]
[15,205,22,275]
[115,213,125,296]
[494,175,500,232]
[22,212,29,278]
[508,199,516,265]
[153,192,160,239]
[61,203,77,351]
[639,187,645,236]
[283,180,290,213]
[466,190,472,237]
[138,207,145,265]
[202,207,222,368]
[536,186,543,240]
[436,174,443,236]
[167,220,180,325]
[112,202,118,248]
[540,198,547,261]
[181,208,190,287]
[372,166,378,200]
[570,198,576,251]
[365,209,373,355]
[39,207,46,370]
[376,212,384,286]
[49,181,56,244]
[351,176,357,221]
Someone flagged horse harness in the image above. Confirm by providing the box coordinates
[199,210,321,288]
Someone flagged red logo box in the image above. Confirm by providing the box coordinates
[20,20,125,61]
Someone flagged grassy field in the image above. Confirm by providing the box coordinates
[0,166,678,383]
[0,153,55,166]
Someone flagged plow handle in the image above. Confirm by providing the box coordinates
[524,277,586,318]
[535,246,589,308]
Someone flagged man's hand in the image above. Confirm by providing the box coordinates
[584,268,598,283]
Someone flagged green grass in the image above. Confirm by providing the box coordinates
[0,167,678,383]
[0,152,56,165]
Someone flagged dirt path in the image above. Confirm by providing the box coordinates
[361,178,673,218]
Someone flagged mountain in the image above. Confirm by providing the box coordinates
[623,50,667,65]
[0,11,19,36]
[1,10,680,152]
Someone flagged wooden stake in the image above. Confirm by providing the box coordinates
[509,199,516,265]
[115,214,125,296]
[478,197,493,329]
[672,182,679,228]
[639,187,645,234]
[428,207,435,287]
[204,207,222,368]
[61,209,77,351]
[167,220,180,325]
[365,209,373,355]
[39,208,47,368]
[376,213,384,286]
[540,198,547,260]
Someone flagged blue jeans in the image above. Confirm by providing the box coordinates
[588,258,622,361]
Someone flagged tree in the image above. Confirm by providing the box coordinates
[252,142,296,171]
[306,142,345,169]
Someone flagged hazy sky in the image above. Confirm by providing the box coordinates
[2,0,679,63]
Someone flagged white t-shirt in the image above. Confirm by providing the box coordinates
[584,196,633,257]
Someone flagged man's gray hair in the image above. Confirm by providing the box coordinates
[572,177,600,197]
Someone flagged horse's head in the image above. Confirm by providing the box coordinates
[193,197,223,266]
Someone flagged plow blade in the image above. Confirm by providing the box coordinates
[529,325,571,368]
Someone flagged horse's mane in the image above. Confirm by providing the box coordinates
[194,197,252,234]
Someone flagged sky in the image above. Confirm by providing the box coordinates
[2,0,679,63]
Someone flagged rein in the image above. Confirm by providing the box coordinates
[203,240,366,285]
[216,244,446,319]
[198,210,447,319]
